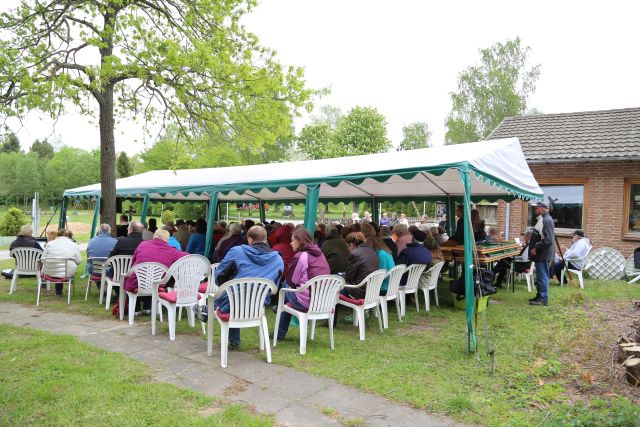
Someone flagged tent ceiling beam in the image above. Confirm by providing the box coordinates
[421,172,450,196]
[344,181,374,197]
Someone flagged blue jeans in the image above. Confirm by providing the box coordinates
[535,261,550,302]
[276,292,306,340]
[216,290,272,345]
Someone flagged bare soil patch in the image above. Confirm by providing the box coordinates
[562,299,640,404]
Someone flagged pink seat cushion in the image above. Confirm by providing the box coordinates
[90,274,102,281]
[216,309,230,322]
[158,291,201,304]
[339,294,365,306]
[286,302,309,313]
[41,274,69,283]
[198,282,209,293]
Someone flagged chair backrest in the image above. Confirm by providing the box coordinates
[361,269,388,306]
[205,262,221,294]
[385,264,406,297]
[128,262,168,296]
[106,255,133,282]
[215,278,277,321]
[41,257,69,279]
[10,247,42,273]
[404,264,427,292]
[89,257,107,276]
[301,275,345,314]
[166,255,211,305]
[421,261,445,291]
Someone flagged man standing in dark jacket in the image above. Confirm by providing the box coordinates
[529,202,555,306]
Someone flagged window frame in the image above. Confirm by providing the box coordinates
[622,178,640,241]
[530,179,588,236]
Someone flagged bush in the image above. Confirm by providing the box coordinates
[161,209,175,225]
[0,207,29,236]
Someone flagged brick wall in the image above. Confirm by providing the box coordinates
[496,160,640,257]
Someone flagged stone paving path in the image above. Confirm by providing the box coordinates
[0,302,463,427]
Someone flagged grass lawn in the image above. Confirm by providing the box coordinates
[2,253,640,426]
[0,323,273,426]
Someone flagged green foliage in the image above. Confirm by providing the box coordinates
[176,203,206,221]
[445,37,541,144]
[29,138,54,160]
[116,152,133,178]
[550,397,640,427]
[0,207,28,236]
[297,106,390,160]
[398,122,431,151]
[0,131,20,153]
[161,210,175,226]
[44,148,100,199]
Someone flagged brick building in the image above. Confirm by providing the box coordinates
[486,107,640,257]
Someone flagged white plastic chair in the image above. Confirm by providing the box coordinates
[625,255,640,284]
[38,257,73,306]
[85,257,107,301]
[419,261,445,311]
[152,255,210,341]
[378,265,405,328]
[102,255,132,310]
[561,246,592,290]
[336,269,386,341]
[123,262,168,326]
[273,274,345,354]
[398,264,427,316]
[207,278,277,368]
[9,247,42,295]
[196,262,220,335]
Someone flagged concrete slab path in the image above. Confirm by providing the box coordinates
[0,302,463,427]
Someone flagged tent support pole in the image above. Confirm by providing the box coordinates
[89,197,101,238]
[58,196,68,229]
[458,167,476,353]
[204,193,219,259]
[140,195,150,224]
[447,196,456,237]
[303,184,320,234]
[371,197,378,224]
[259,200,266,224]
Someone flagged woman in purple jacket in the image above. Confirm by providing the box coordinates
[275,228,330,340]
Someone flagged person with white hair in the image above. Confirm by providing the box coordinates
[9,224,41,252]
[42,228,82,296]
[87,223,118,274]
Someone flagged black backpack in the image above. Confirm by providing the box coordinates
[634,247,640,270]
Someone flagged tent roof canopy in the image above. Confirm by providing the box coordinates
[64,138,543,203]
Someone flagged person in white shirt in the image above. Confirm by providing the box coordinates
[552,229,591,284]
[399,213,409,226]
[42,229,82,296]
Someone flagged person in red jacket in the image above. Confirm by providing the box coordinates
[270,223,294,279]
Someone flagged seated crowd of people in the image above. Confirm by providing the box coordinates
[9,207,592,346]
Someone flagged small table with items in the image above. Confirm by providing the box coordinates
[442,241,523,292]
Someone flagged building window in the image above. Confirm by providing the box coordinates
[476,203,497,225]
[625,180,640,237]
[530,185,584,230]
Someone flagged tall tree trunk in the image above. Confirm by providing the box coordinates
[99,86,117,234]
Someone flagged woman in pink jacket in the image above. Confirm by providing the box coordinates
[124,229,187,294]
[275,228,330,340]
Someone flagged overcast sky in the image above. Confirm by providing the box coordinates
[3,0,640,154]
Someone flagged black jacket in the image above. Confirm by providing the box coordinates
[10,235,41,252]
[344,244,379,285]
[321,235,350,274]
[109,232,143,257]
[529,213,555,262]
